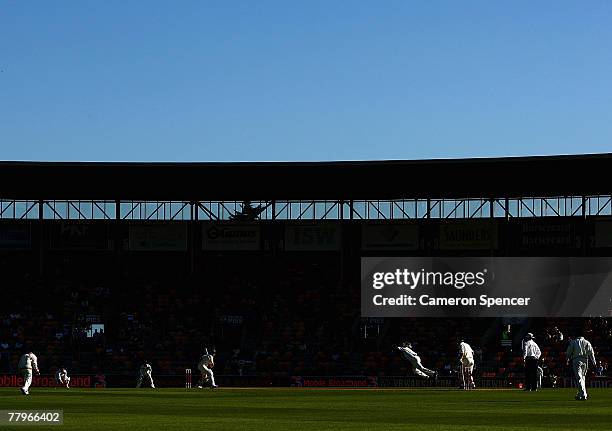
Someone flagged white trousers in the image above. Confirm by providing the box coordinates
[198,365,216,386]
[136,370,155,388]
[460,359,475,389]
[410,357,436,378]
[20,369,33,393]
[537,367,543,389]
[572,359,588,399]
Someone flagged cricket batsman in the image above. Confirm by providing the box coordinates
[55,367,71,388]
[566,333,596,401]
[18,351,40,396]
[136,361,155,388]
[458,339,475,390]
[197,348,218,389]
[395,341,438,380]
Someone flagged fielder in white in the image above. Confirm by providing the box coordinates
[197,350,218,389]
[55,367,71,388]
[396,342,437,379]
[18,351,40,395]
[136,362,155,388]
[458,340,475,390]
[566,335,596,401]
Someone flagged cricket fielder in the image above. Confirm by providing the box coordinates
[18,351,40,395]
[566,335,596,401]
[136,361,155,388]
[197,349,218,389]
[55,367,71,388]
[458,340,475,390]
[396,342,437,379]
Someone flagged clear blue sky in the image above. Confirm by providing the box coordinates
[1,1,611,162]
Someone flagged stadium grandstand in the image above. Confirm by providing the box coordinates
[1,154,611,388]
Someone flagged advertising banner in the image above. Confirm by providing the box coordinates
[0,374,95,388]
[202,224,260,251]
[594,220,612,248]
[519,220,577,248]
[49,222,111,250]
[285,224,341,251]
[361,223,419,251]
[290,376,378,387]
[0,222,31,250]
[129,224,187,251]
[437,221,498,250]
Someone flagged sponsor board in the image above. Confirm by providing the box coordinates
[519,220,577,248]
[437,221,498,250]
[202,224,260,251]
[129,224,187,251]
[594,220,612,248]
[101,374,287,388]
[49,222,111,250]
[377,376,456,388]
[220,315,244,325]
[291,376,378,387]
[0,222,31,250]
[0,375,94,388]
[560,377,611,388]
[361,223,419,251]
[285,224,341,251]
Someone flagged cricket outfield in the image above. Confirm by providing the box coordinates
[0,387,610,430]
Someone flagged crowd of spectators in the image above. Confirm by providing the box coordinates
[1,256,611,384]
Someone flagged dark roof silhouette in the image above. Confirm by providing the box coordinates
[1,153,610,200]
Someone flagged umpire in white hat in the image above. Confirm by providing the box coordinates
[522,333,541,391]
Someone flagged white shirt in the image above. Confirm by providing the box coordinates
[566,337,596,365]
[140,363,152,374]
[55,369,68,381]
[459,342,474,362]
[523,340,541,359]
[18,353,39,371]
[199,355,214,368]
[397,346,419,363]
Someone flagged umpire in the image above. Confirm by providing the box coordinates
[522,333,541,391]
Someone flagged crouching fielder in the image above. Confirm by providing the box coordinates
[197,350,218,389]
[55,367,71,388]
[136,361,155,388]
[18,351,40,396]
[396,342,437,379]
[459,340,475,390]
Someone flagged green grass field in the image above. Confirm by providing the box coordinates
[1,387,611,431]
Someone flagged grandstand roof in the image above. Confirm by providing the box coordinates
[1,153,610,201]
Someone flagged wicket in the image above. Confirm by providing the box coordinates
[185,368,192,389]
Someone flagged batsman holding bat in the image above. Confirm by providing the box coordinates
[197,347,218,389]
[459,339,475,390]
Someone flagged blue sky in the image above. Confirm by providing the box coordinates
[1,1,611,162]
